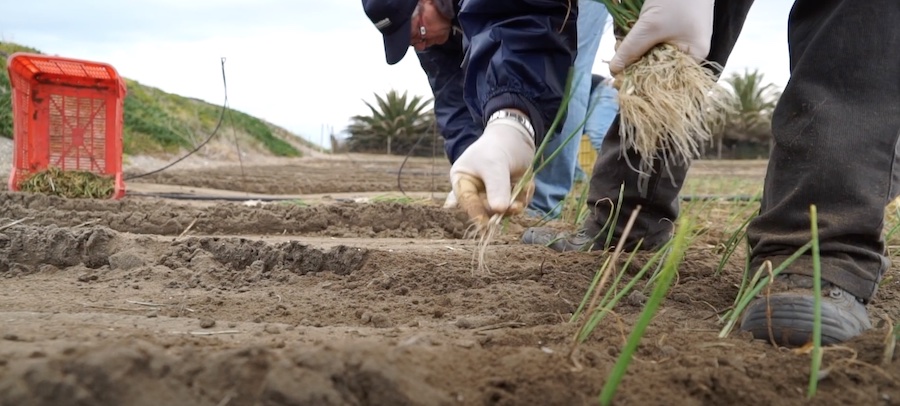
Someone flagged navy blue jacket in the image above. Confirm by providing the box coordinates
[416,0,577,163]
[416,27,478,163]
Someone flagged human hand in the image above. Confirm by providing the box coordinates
[449,110,536,225]
[609,0,715,75]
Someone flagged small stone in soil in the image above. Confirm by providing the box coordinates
[360,311,373,323]
[370,313,393,328]
[199,318,216,329]
[454,318,475,329]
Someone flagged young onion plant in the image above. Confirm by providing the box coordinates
[471,72,590,273]
[596,0,732,176]
[717,206,824,399]
[718,241,813,337]
[559,198,707,406]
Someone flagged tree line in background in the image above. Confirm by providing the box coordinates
[341,68,781,160]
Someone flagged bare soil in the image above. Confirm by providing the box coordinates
[1,154,899,406]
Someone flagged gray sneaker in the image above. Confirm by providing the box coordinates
[739,274,872,347]
[521,227,603,252]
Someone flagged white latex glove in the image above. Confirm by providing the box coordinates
[449,110,536,224]
[442,190,457,209]
[609,0,715,75]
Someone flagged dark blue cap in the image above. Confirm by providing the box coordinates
[362,0,419,65]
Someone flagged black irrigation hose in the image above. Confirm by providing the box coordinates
[124,192,302,202]
[396,125,434,197]
[124,57,230,181]
[681,195,759,202]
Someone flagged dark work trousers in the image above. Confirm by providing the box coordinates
[583,0,755,249]
[584,0,900,302]
[747,0,900,303]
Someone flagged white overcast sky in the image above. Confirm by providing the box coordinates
[0,0,793,147]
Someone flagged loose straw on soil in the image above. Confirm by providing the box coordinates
[601,0,732,174]
[18,167,115,199]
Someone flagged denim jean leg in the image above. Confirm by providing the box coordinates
[585,81,618,153]
[530,0,607,218]
[582,0,754,246]
[747,0,900,302]
[530,117,582,218]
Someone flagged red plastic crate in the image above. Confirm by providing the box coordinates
[6,52,127,198]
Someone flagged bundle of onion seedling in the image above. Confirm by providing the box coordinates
[598,0,731,174]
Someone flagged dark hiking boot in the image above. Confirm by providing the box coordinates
[522,226,672,253]
[521,227,603,252]
[739,274,872,347]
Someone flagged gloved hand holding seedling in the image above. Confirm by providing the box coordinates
[449,109,537,272]
[600,0,731,174]
[450,109,536,229]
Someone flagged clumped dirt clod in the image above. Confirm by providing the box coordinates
[1,156,899,406]
[0,192,470,239]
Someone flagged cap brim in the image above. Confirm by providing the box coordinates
[383,19,412,65]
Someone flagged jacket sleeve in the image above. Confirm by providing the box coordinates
[458,0,578,148]
[415,36,481,164]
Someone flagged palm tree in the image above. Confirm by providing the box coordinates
[346,90,436,155]
[714,69,781,158]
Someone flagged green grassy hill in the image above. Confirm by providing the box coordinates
[0,41,316,157]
